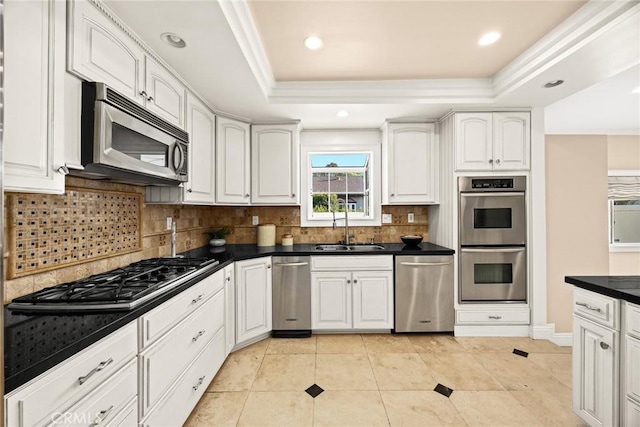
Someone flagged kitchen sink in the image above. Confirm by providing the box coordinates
[314,244,385,251]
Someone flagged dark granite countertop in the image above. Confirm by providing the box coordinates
[565,276,640,305]
[5,242,453,393]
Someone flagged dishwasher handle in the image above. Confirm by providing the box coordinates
[273,262,309,267]
[400,261,452,267]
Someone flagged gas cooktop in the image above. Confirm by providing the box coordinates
[7,257,220,313]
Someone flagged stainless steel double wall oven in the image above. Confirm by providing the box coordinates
[458,176,527,303]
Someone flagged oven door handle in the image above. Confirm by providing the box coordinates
[461,248,525,253]
[460,192,524,197]
[172,142,186,173]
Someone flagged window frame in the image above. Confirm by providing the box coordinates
[300,130,382,227]
[608,170,640,252]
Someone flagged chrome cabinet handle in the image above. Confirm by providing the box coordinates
[575,301,602,313]
[347,279,351,284]
[495,159,501,164]
[267,265,271,269]
[192,330,206,343]
[139,90,148,98]
[488,315,502,320]
[191,294,204,305]
[56,165,70,175]
[89,405,114,426]
[390,193,395,197]
[488,159,494,164]
[187,188,193,193]
[192,375,206,391]
[353,279,358,284]
[600,342,610,350]
[78,358,113,385]
[244,194,250,198]
[226,276,231,282]
[147,95,154,102]
[292,193,296,197]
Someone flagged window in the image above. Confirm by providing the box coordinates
[608,172,640,251]
[300,130,381,227]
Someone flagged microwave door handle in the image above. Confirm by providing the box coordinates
[461,248,525,253]
[172,142,186,172]
[460,192,524,197]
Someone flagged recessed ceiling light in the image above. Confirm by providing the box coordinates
[544,80,565,88]
[478,32,501,46]
[304,36,324,50]
[161,32,186,48]
[337,110,349,118]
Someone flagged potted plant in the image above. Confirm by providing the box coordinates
[207,226,230,247]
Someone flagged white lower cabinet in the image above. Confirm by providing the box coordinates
[140,328,226,427]
[572,315,619,427]
[5,322,137,427]
[311,256,393,331]
[235,257,273,345]
[224,264,236,355]
[625,398,640,427]
[623,302,640,426]
[139,288,224,417]
[47,359,137,427]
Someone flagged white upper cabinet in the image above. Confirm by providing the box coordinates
[184,94,216,204]
[4,0,66,193]
[455,112,530,171]
[382,123,438,204]
[68,0,186,128]
[144,59,186,128]
[68,0,146,104]
[216,117,251,205]
[493,112,530,171]
[251,124,300,205]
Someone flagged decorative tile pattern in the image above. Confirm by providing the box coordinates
[513,348,529,357]
[305,384,324,398]
[434,383,454,398]
[6,188,141,278]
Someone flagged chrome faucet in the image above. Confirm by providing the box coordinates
[333,199,351,245]
[170,220,177,257]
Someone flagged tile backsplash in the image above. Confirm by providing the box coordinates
[3,177,428,303]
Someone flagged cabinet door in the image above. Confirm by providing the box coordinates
[216,117,251,204]
[68,0,145,104]
[235,258,272,344]
[625,398,640,427]
[224,265,236,355]
[493,112,530,170]
[251,125,300,205]
[4,0,65,193]
[352,271,394,329]
[144,58,186,128]
[572,315,618,427]
[455,113,493,171]
[184,94,216,204]
[626,336,640,404]
[385,124,437,204]
[311,272,352,330]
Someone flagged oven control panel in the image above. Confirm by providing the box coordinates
[471,178,513,189]
[459,176,526,192]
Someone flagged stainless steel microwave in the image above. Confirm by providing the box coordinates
[79,82,188,186]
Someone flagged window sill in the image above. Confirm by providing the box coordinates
[609,245,640,253]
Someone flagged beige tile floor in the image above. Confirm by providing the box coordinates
[184,334,584,427]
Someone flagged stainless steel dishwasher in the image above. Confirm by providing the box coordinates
[272,256,311,338]
[395,255,454,332]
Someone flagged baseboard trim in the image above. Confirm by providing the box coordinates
[454,325,530,337]
[550,332,573,347]
[530,324,555,340]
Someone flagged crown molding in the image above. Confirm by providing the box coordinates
[217,0,275,99]
[269,78,495,104]
[492,0,640,98]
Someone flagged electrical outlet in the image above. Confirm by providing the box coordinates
[166,217,173,230]
[382,214,392,224]
[408,213,415,223]
[252,215,259,226]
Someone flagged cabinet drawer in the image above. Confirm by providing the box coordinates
[625,301,640,340]
[140,288,224,416]
[139,270,224,348]
[47,359,137,427]
[5,322,137,427]
[105,397,137,427]
[141,328,226,427]
[311,255,393,271]
[573,288,619,330]
[456,308,529,324]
